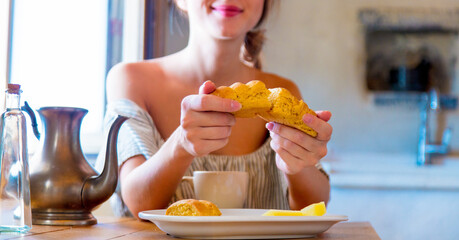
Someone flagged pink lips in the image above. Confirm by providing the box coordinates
[212,5,243,17]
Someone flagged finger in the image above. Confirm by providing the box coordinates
[267,122,313,148]
[199,80,216,95]
[270,130,309,158]
[201,126,233,140]
[182,94,241,113]
[315,110,332,122]
[271,141,307,175]
[185,138,230,157]
[200,112,236,127]
[185,126,232,141]
[267,122,326,157]
[182,111,236,129]
[302,113,333,141]
[203,138,230,152]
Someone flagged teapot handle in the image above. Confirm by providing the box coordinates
[21,101,41,140]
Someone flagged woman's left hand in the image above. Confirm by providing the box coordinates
[266,111,332,175]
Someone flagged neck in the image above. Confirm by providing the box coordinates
[179,30,251,86]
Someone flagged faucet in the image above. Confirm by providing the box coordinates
[417,88,452,166]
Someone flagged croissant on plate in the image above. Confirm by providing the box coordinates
[165,199,222,216]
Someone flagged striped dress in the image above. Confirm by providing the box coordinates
[96,99,327,217]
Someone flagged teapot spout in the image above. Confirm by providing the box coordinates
[81,115,128,210]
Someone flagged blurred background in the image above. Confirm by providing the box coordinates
[1,1,459,239]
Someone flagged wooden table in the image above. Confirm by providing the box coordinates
[0,217,381,240]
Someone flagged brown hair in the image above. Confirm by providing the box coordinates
[242,0,276,70]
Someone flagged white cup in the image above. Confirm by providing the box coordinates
[182,171,249,208]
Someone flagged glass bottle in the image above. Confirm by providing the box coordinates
[0,84,32,233]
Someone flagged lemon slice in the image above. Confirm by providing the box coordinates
[300,201,326,216]
[262,210,304,216]
[261,201,327,216]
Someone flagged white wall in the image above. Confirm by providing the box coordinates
[0,0,10,110]
[263,0,459,156]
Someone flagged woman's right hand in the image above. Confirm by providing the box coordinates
[178,81,241,157]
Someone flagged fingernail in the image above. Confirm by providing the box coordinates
[231,101,241,110]
[266,122,274,131]
[303,114,313,124]
[267,122,279,132]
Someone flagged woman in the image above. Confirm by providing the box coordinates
[97,0,332,218]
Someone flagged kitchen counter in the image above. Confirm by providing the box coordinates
[323,153,459,190]
[0,216,381,240]
[324,153,459,239]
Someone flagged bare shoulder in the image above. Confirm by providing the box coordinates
[258,71,302,99]
[106,59,165,109]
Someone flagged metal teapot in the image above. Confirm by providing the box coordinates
[22,102,128,226]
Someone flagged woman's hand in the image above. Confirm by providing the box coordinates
[266,111,332,175]
[178,81,241,157]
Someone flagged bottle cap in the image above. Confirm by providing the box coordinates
[7,84,21,94]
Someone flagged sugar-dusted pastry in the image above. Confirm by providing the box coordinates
[258,87,317,137]
[212,80,271,118]
[165,199,222,216]
[211,80,317,137]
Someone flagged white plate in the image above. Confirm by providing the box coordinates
[139,209,348,239]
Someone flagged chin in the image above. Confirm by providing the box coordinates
[218,32,241,39]
[212,27,247,40]
[205,18,251,37]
